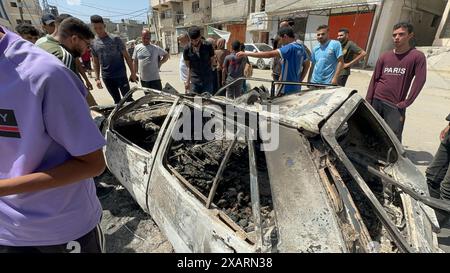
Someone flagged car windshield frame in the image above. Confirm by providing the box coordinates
[255,44,272,52]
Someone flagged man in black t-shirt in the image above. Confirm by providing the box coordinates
[183,26,215,94]
[337,28,367,87]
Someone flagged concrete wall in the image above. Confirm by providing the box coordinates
[265,0,380,14]
[151,0,182,7]
[434,0,450,46]
[183,0,211,27]
[211,0,248,23]
[366,0,403,66]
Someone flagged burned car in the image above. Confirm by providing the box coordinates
[92,79,448,253]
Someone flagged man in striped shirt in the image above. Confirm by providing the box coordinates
[38,17,97,106]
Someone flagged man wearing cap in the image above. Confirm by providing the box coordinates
[40,14,56,36]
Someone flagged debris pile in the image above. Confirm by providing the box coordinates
[168,139,274,233]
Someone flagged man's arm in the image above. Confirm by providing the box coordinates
[222,58,228,86]
[133,58,139,81]
[366,57,384,104]
[0,150,105,197]
[93,56,103,89]
[237,50,280,59]
[185,60,191,91]
[122,49,137,82]
[441,114,450,141]
[301,60,311,82]
[75,59,93,90]
[397,54,427,109]
[332,57,344,85]
[345,49,367,69]
[160,52,170,67]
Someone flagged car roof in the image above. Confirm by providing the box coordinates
[222,87,357,134]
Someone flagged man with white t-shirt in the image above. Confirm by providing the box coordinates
[133,29,169,91]
[178,33,190,92]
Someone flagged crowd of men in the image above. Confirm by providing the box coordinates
[0,12,449,253]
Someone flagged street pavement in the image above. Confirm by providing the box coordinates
[90,54,450,252]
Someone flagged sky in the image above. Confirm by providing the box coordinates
[47,0,150,23]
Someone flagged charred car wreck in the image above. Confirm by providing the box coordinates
[92,79,449,253]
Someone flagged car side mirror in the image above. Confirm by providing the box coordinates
[253,49,257,53]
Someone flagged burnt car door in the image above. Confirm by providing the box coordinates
[104,90,179,212]
[145,100,278,253]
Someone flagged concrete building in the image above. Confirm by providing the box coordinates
[182,0,210,28]
[2,0,42,30]
[369,0,447,66]
[97,18,146,44]
[247,0,448,66]
[0,0,11,29]
[151,0,185,54]
[210,0,249,48]
[433,0,450,46]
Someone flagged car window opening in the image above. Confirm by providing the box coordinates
[165,107,275,241]
[113,101,172,151]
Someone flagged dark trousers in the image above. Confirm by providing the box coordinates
[372,99,406,142]
[0,226,105,253]
[103,76,131,104]
[217,70,224,90]
[426,130,450,201]
[226,79,244,99]
[191,80,213,95]
[212,69,219,93]
[337,74,349,87]
[141,79,162,91]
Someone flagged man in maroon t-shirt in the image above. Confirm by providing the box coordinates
[366,22,427,142]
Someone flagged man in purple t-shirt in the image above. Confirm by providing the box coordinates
[0,26,107,253]
[366,22,427,142]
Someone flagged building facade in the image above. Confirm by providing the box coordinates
[210,0,250,48]
[96,18,145,44]
[2,0,42,30]
[0,0,11,29]
[247,0,448,66]
[151,0,185,54]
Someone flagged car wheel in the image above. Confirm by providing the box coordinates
[257,59,266,70]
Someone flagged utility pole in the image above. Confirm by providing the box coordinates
[17,0,25,22]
